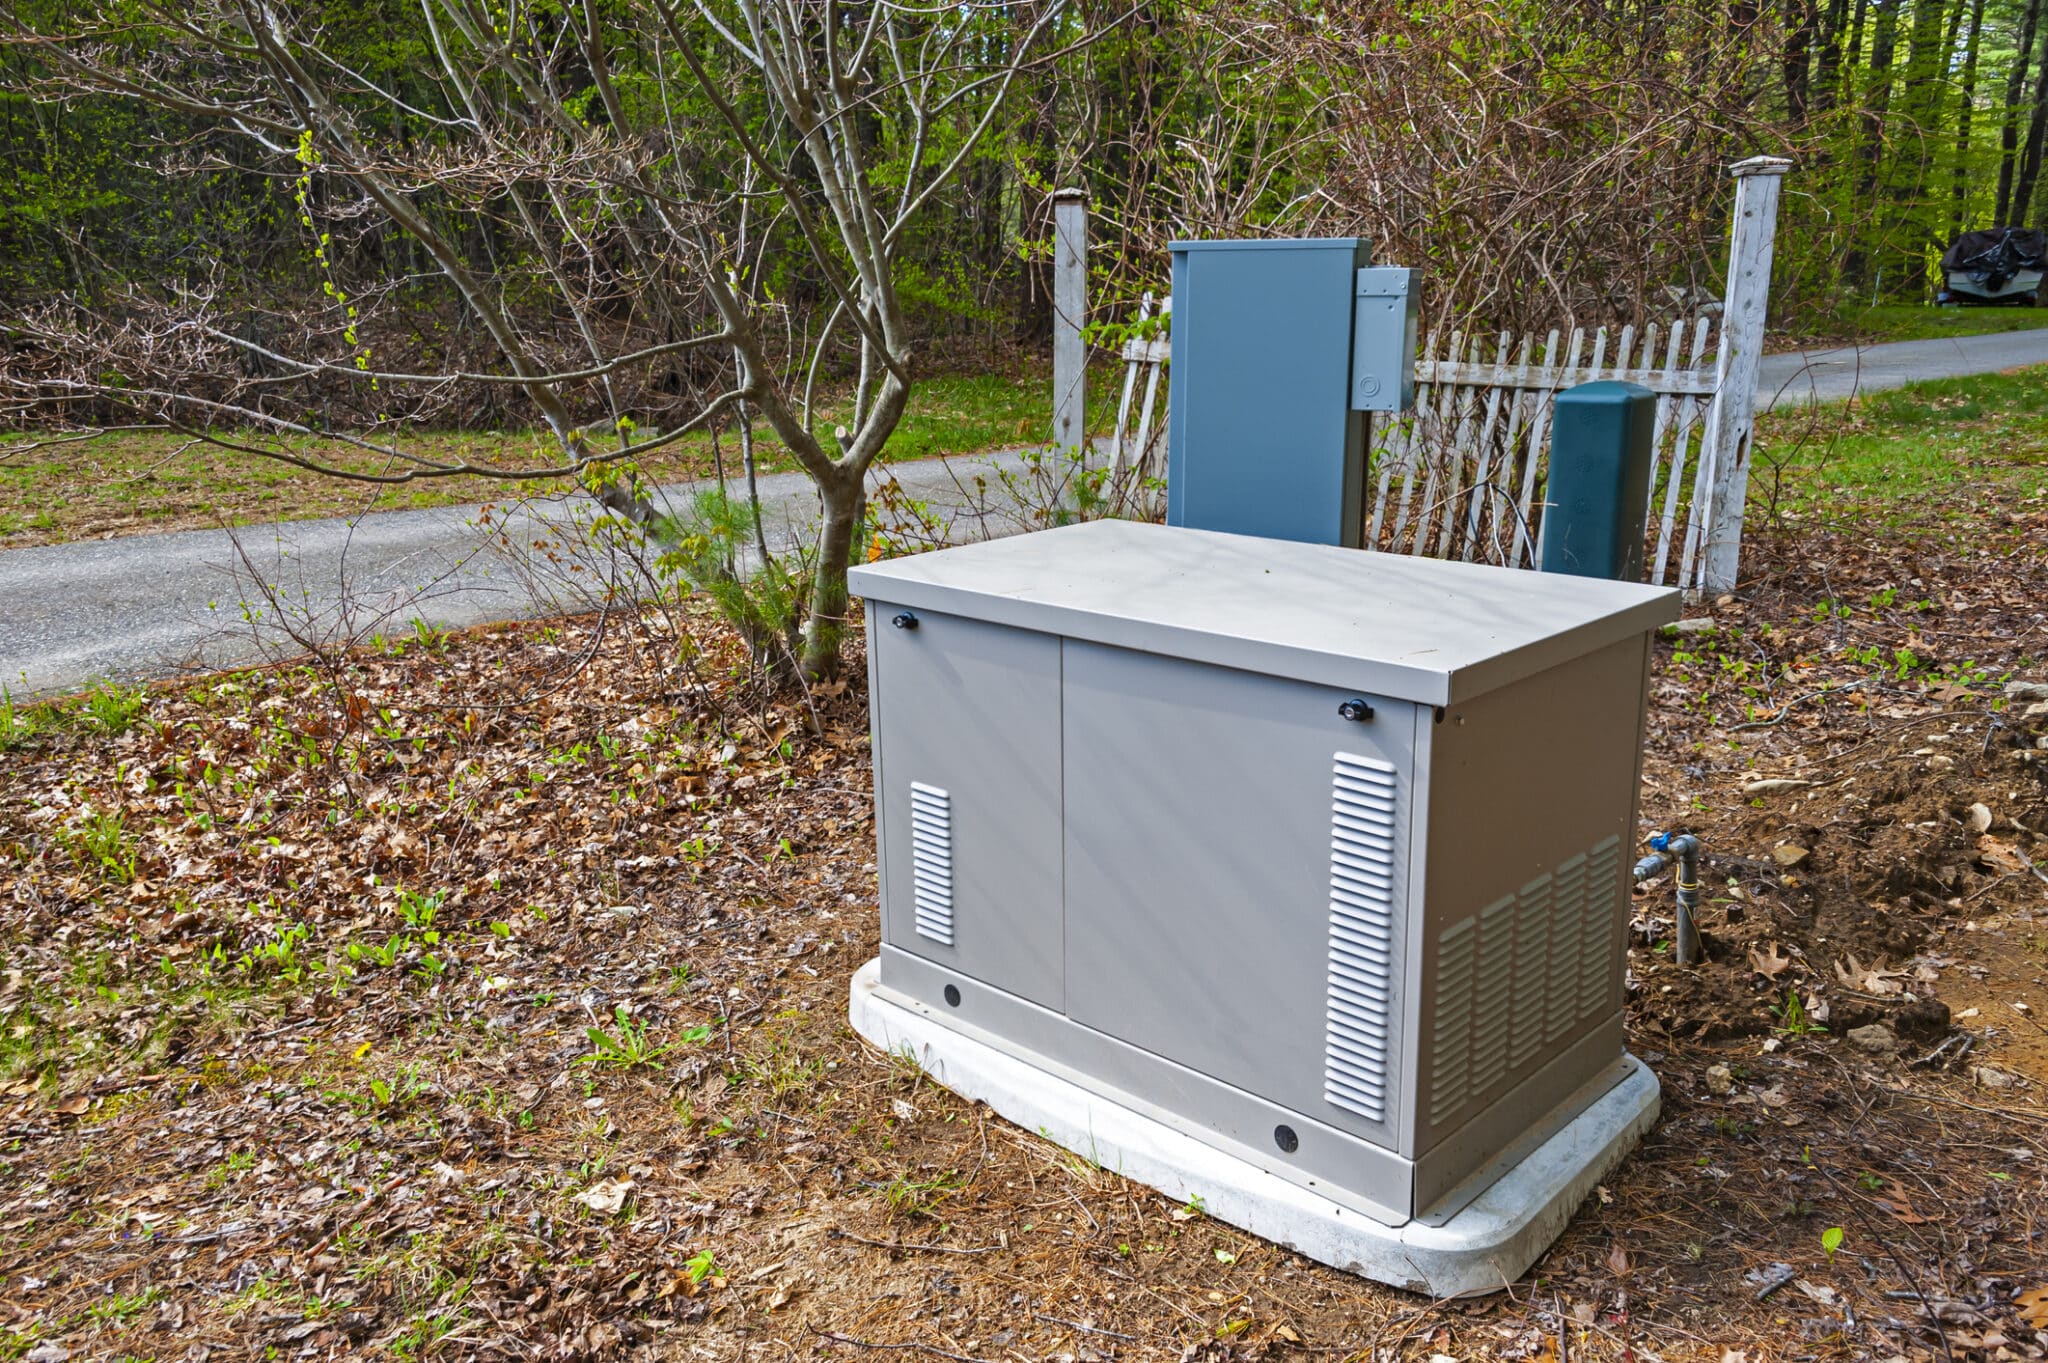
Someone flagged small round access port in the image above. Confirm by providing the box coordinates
[943,984,961,1007]
[1273,1124,1299,1154]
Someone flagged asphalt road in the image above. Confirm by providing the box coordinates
[1758,326,2048,407]
[6,326,2046,698]
[0,447,1044,697]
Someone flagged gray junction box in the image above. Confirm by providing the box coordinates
[847,522,1679,1290]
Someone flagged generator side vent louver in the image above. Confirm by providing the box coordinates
[910,782,955,946]
[1323,753,1400,1124]
[1429,916,1477,1120]
[1430,833,1626,1128]
[1468,895,1518,1095]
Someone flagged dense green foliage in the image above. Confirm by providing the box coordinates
[7,0,2048,339]
[1,0,1089,677]
[1775,0,2048,310]
[1,0,2043,365]
[0,0,1032,361]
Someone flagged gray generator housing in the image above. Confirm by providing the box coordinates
[849,522,1678,1224]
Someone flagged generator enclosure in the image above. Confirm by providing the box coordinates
[849,522,1678,1225]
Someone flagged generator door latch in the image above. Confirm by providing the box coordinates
[892,612,919,630]
[1338,698,1374,722]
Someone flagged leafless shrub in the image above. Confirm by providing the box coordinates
[1066,0,1790,334]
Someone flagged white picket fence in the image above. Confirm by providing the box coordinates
[1372,321,1721,587]
[1107,291,1171,502]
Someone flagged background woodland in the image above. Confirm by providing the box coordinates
[3,0,2046,432]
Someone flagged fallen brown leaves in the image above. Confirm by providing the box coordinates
[2,482,2048,1361]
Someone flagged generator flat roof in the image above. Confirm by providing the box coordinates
[847,521,1680,706]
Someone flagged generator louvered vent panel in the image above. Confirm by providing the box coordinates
[1468,896,1517,1095]
[1507,874,1552,1071]
[1323,754,1399,1123]
[909,782,955,946]
[1429,833,1628,1128]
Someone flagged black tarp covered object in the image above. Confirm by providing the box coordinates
[1939,227,2046,304]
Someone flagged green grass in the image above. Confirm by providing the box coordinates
[1798,301,2048,346]
[0,367,1052,549]
[1751,363,2048,520]
[3,683,147,750]
[873,370,1058,461]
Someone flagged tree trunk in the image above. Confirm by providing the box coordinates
[1892,0,1958,291]
[1951,0,1989,237]
[1997,0,2045,222]
[1845,0,1901,287]
[1786,0,1818,122]
[2015,20,2048,218]
[1814,0,1851,116]
[801,461,867,680]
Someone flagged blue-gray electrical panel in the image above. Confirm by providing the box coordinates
[1166,239,1416,548]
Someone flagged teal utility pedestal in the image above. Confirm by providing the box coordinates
[1540,381,1657,581]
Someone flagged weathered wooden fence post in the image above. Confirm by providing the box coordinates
[1698,156,1793,597]
[1052,188,1089,460]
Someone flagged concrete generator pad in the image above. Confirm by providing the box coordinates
[849,958,1661,1297]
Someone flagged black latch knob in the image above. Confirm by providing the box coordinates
[891,612,919,630]
[1338,698,1373,722]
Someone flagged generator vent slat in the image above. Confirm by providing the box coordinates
[1429,832,1627,1128]
[1578,836,1623,1012]
[1507,874,1552,1071]
[1323,753,1399,1123]
[1429,917,1477,1119]
[1543,853,1588,1043]
[909,782,955,946]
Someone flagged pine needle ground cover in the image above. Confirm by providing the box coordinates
[3,377,2048,1360]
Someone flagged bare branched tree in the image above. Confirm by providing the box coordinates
[1,0,1075,678]
[1063,0,1787,334]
